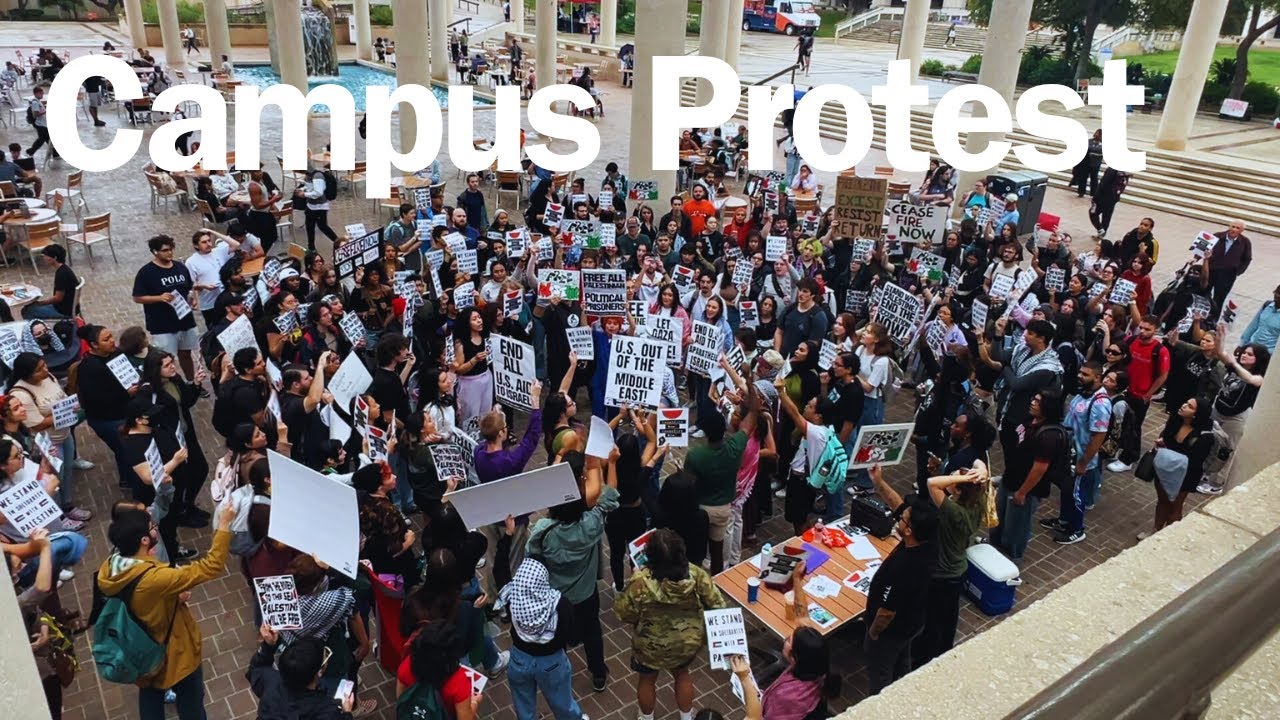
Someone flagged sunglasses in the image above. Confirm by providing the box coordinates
[1105,348,1122,355]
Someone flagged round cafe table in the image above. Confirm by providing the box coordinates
[0,284,43,310]
[226,191,251,205]
[2,208,58,225]
[15,198,45,209]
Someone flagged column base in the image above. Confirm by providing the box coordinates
[1154,138,1187,152]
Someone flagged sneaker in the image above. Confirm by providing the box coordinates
[73,458,95,470]
[690,428,705,438]
[1083,503,1096,511]
[1053,529,1086,545]
[164,690,177,704]
[65,507,92,522]
[1197,481,1224,496]
[592,674,607,692]
[176,546,200,561]
[351,699,378,718]
[1106,460,1133,473]
[1038,516,1066,531]
[93,120,107,127]
[770,480,782,491]
[774,488,787,498]
[60,518,86,532]
[1136,531,1152,541]
[59,568,74,582]
[486,650,509,678]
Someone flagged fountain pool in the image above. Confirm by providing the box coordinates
[233,62,492,112]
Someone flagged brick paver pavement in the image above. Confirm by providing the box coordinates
[2,35,1272,720]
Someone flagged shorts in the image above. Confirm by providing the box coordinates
[86,91,102,108]
[151,327,199,355]
[702,503,732,542]
[630,655,692,675]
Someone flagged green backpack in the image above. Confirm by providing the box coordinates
[807,427,849,494]
[397,681,448,720]
[91,567,176,684]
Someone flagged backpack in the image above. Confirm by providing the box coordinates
[212,377,254,438]
[322,170,339,201]
[397,680,449,720]
[230,495,271,557]
[1199,420,1234,478]
[807,427,849,494]
[1039,424,1077,485]
[198,325,222,373]
[91,567,176,684]
[1126,335,1163,386]
[1101,397,1133,460]
[209,451,240,504]
[1057,341,1084,394]
[26,101,35,125]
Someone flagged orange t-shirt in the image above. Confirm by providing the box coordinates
[684,198,717,237]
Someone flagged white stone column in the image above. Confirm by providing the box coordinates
[724,0,745,70]
[1154,0,1231,151]
[124,0,147,51]
[600,0,617,47]
[511,0,524,31]
[949,0,1033,219]
[536,0,556,90]
[394,0,431,150]
[897,0,931,81]
[630,0,688,203]
[1229,360,1280,487]
[354,0,373,60]
[272,0,308,94]
[0,583,48,716]
[696,0,728,106]
[156,0,184,67]
[204,0,232,67]
[430,0,449,82]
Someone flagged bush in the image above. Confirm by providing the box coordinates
[1210,57,1237,87]
[1201,82,1230,108]
[370,5,392,25]
[1241,80,1280,115]
[7,8,46,19]
[141,0,205,23]
[920,59,948,77]
[1026,57,1073,85]
[960,54,982,74]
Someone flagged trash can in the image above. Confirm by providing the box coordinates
[986,170,1048,239]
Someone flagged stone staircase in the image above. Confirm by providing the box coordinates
[843,21,1061,56]
[680,82,1280,236]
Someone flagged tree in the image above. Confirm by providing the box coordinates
[85,0,123,15]
[1228,1,1280,99]
[966,0,1133,80]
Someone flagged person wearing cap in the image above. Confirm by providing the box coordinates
[119,396,193,561]
[998,192,1020,230]
[187,229,243,327]
[225,220,265,261]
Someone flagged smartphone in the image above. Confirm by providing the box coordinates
[333,678,354,701]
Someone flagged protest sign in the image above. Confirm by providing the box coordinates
[34,432,61,473]
[107,354,140,389]
[598,189,614,210]
[328,352,373,409]
[744,174,764,198]
[262,257,281,288]
[506,228,528,257]
[704,608,749,670]
[672,264,695,291]
[598,224,616,248]
[687,321,722,378]
[254,575,303,631]
[453,284,475,310]
[851,238,875,262]
[503,289,523,319]
[886,202,946,245]
[802,213,819,237]
[582,269,627,317]
[144,440,165,486]
[989,273,1015,300]
[925,320,947,358]
[970,299,989,330]
[492,335,538,409]
[0,477,61,536]
[273,311,299,335]
[1109,278,1137,306]
[656,408,688,447]
[976,195,1005,230]
[763,191,779,214]
[628,529,655,570]
[565,326,595,360]
[585,416,616,459]
[846,289,868,316]
[338,312,367,347]
[850,423,916,469]
[428,443,468,485]
[537,269,580,301]
[444,463,581,529]
[344,223,367,238]
[168,292,193,321]
[604,335,666,409]
[51,395,81,430]
[1190,230,1218,259]
[908,249,944,281]
[536,238,554,262]
[739,301,758,328]
[1013,267,1036,296]
[765,236,787,262]
[443,232,469,256]
[833,175,888,239]
[818,339,838,370]
[874,283,924,344]
[456,249,479,275]
[732,259,754,288]
[0,328,18,368]
[645,314,684,367]
[1044,266,1066,293]
[334,229,382,280]
[267,450,360,578]
[366,424,389,463]
[544,202,564,228]
[629,180,658,202]
[1190,295,1212,320]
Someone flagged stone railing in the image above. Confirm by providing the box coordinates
[833,6,904,39]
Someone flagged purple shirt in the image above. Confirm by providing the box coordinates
[474,409,543,483]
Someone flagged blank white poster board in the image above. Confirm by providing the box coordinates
[443,463,581,530]
[266,450,360,578]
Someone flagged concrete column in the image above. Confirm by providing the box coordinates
[600,0,617,47]
[696,0,728,106]
[511,0,524,32]
[204,0,232,67]
[1154,0,1231,151]
[536,0,556,90]
[354,0,373,60]
[394,0,431,150]
[0,583,48,718]
[272,0,309,94]
[629,0,688,203]
[156,0,184,67]
[1229,361,1280,487]
[897,0,931,80]
[949,0,1033,220]
[124,0,147,51]
[430,0,449,82]
[724,0,745,70]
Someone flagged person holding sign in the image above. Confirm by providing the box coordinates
[8,353,89,526]
[615,529,726,720]
[73,325,143,493]
[475,380,544,591]
[396,621,480,720]
[1118,254,1154,317]
[353,463,420,586]
[121,398,193,562]
[255,292,304,365]
[132,235,199,381]
[759,627,841,720]
[246,625,358,719]
[0,438,88,591]
[141,351,212,530]
[350,265,396,342]
[452,308,494,431]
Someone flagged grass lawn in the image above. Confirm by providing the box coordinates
[1132,44,1280,87]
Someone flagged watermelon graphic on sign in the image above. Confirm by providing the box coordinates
[849,423,915,470]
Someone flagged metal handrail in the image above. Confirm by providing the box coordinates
[752,63,800,87]
[448,17,472,32]
[1006,525,1280,719]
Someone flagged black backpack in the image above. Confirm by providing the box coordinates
[1039,424,1077,486]
[212,376,256,438]
[26,103,36,125]
[322,170,339,201]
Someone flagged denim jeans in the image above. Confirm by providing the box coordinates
[509,648,583,720]
[87,417,141,492]
[53,433,77,508]
[1078,466,1103,511]
[849,395,885,490]
[21,304,65,321]
[18,531,87,585]
[994,483,1040,561]
[139,666,206,720]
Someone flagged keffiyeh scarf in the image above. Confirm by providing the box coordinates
[499,559,560,644]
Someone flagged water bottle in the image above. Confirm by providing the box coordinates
[760,542,773,570]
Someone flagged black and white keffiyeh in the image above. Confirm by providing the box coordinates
[500,559,560,644]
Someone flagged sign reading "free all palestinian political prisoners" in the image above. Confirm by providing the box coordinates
[582,269,627,317]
